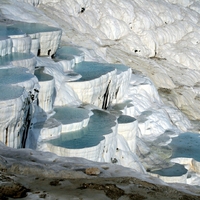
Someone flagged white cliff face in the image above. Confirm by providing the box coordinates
[67,62,117,109]
[67,62,132,109]
[0,67,39,148]
[0,85,28,148]
[0,37,12,56]
[34,67,54,112]
[117,115,138,153]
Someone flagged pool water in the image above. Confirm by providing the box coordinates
[48,109,116,149]
[151,163,187,177]
[170,132,200,162]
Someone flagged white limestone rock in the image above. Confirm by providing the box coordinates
[52,106,92,133]
[39,109,118,163]
[11,35,32,54]
[34,67,55,112]
[111,64,132,104]
[3,0,200,122]
[0,37,12,57]
[3,0,200,186]
[0,66,39,147]
[53,55,76,72]
[26,117,62,149]
[36,57,81,106]
[117,115,138,153]
[67,62,131,109]
[6,22,62,56]
[0,85,29,148]
[54,46,85,64]
[115,134,145,173]
[0,25,32,54]
[0,52,36,74]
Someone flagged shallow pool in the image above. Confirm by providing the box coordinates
[48,109,116,149]
[170,132,200,162]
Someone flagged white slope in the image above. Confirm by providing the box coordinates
[1,0,200,188]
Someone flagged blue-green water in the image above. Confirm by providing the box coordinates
[34,67,53,82]
[118,115,136,124]
[0,85,24,100]
[72,61,115,81]
[0,25,25,37]
[151,163,187,177]
[55,46,83,56]
[53,54,75,62]
[52,106,90,125]
[151,132,200,177]
[0,67,34,85]
[110,63,129,74]
[9,22,60,34]
[71,61,130,82]
[0,52,34,66]
[170,132,200,161]
[48,109,116,149]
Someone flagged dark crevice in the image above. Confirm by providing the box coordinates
[80,7,85,13]
[102,81,111,110]
[115,87,119,99]
[48,49,51,56]
[5,127,8,146]
[37,49,41,56]
[37,98,39,106]
[21,100,32,148]
[51,53,55,59]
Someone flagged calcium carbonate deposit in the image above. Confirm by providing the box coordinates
[1,0,200,193]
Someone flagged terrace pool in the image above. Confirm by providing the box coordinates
[48,109,116,149]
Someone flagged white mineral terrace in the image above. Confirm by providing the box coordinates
[0,85,27,148]
[41,109,117,162]
[0,66,39,148]
[51,106,92,133]
[34,67,54,112]
[0,52,36,73]
[54,46,85,64]
[9,22,62,56]
[2,0,200,187]
[0,36,12,57]
[117,115,137,152]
